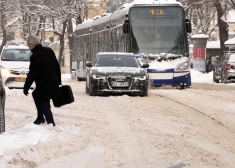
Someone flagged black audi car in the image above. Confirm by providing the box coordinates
[85,52,149,96]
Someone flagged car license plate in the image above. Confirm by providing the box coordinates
[15,77,26,82]
[112,82,129,87]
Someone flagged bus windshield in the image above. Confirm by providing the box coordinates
[129,6,187,55]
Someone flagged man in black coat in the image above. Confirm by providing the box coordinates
[23,35,61,126]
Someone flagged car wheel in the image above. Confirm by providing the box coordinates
[88,79,95,96]
[140,85,148,97]
[85,79,89,94]
[213,71,219,83]
[140,90,148,97]
[0,103,5,133]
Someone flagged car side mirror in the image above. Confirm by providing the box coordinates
[123,20,129,34]
[141,63,149,68]
[185,19,192,33]
[86,63,92,67]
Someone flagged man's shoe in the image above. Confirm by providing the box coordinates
[47,122,56,127]
[33,118,45,125]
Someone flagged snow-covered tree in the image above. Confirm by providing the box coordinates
[0,0,21,53]
[11,0,92,66]
[0,0,7,53]
[228,0,235,9]
[179,0,230,55]
[12,0,46,39]
[42,0,90,65]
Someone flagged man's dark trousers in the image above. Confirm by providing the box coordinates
[32,89,55,126]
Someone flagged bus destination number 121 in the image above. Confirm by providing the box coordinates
[150,9,164,15]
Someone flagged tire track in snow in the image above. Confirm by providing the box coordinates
[94,97,153,168]
[153,92,225,127]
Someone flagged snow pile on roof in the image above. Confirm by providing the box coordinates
[206,40,220,49]
[221,10,235,24]
[191,34,209,39]
[225,37,235,48]
[225,37,235,45]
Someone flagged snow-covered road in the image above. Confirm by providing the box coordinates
[1,74,235,168]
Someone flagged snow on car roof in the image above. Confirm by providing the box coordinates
[132,0,181,5]
[97,52,135,56]
[3,45,29,49]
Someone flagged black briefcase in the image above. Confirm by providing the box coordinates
[52,85,74,107]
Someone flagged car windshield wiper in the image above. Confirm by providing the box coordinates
[157,35,184,62]
[157,43,182,62]
[1,59,15,61]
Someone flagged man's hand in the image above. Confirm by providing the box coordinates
[23,89,29,96]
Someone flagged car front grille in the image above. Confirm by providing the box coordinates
[107,75,133,90]
[10,70,29,75]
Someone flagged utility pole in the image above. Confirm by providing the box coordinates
[41,17,46,46]
[86,4,88,20]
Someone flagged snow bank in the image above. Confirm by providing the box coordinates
[0,124,51,155]
[191,69,213,83]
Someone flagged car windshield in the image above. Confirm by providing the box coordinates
[95,55,140,67]
[229,53,235,61]
[1,49,31,61]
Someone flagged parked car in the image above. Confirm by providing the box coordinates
[0,70,6,133]
[85,52,149,96]
[0,45,32,89]
[213,52,235,83]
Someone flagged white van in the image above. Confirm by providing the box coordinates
[0,45,33,89]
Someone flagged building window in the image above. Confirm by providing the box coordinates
[49,37,54,42]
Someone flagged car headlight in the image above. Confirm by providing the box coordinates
[92,74,106,79]
[1,68,10,76]
[175,60,190,71]
[134,76,146,80]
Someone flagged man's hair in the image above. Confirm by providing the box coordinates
[27,35,40,45]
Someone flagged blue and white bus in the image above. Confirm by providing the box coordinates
[73,0,192,88]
